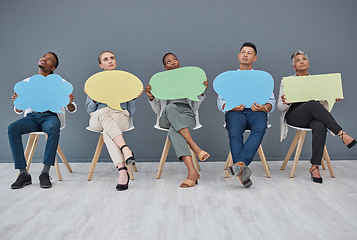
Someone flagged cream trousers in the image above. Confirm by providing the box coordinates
[89,106,130,167]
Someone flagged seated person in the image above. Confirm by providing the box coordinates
[85,51,137,191]
[9,52,76,189]
[217,42,276,188]
[277,50,356,184]
[145,52,209,188]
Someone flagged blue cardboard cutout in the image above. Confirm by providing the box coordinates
[213,70,274,111]
[14,74,73,113]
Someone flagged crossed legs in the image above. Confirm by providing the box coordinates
[159,103,209,186]
[89,107,132,186]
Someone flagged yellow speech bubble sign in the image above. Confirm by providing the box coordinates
[85,70,143,111]
[283,73,343,112]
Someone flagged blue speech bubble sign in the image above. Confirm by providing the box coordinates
[213,70,274,111]
[14,74,73,113]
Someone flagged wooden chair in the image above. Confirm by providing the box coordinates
[24,132,73,181]
[86,126,137,181]
[156,126,202,179]
[280,125,335,178]
[224,129,271,178]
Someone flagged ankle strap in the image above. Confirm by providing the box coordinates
[118,166,128,171]
[120,145,128,151]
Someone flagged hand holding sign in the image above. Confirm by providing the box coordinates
[283,73,343,112]
[213,70,274,111]
[14,74,73,113]
[85,70,143,111]
[149,66,206,101]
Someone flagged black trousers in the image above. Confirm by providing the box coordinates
[285,100,342,165]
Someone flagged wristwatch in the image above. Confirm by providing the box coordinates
[263,105,267,113]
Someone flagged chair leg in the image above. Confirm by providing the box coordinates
[225,151,233,178]
[156,133,171,179]
[87,133,104,181]
[25,134,40,172]
[281,131,302,170]
[126,164,134,180]
[56,145,73,173]
[224,151,231,170]
[323,146,335,178]
[290,131,307,178]
[54,157,62,181]
[257,145,271,178]
[131,163,138,172]
[321,156,327,170]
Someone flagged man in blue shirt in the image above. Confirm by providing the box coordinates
[217,42,276,188]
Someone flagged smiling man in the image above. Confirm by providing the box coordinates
[217,42,276,188]
[8,52,76,189]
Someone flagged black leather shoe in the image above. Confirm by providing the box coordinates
[39,173,52,188]
[11,173,32,189]
[116,166,129,191]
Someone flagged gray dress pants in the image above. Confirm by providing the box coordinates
[159,103,196,159]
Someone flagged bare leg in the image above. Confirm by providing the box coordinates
[113,134,133,160]
[178,128,209,159]
[181,155,199,182]
[116,161,128,185]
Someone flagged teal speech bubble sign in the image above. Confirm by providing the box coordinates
[149,66,206,101]
[213,70,274,111]
[14,74,73,113]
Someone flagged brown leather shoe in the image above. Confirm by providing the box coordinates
[229,162,252,188]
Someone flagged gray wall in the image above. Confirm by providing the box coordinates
[1,0,357,163]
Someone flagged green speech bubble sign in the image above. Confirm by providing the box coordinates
[149,66,206,101]
[283,73,343,112]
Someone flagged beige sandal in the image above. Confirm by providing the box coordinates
[197,151,210,161]
[180,175,199,188]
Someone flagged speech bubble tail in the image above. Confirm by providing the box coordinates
[327,100,335,112]
[108,103,123,111]
[188,95,200,101]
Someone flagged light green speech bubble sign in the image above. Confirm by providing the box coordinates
[85,70,143,111]
[283,73,343,112]
[149,66,206,101]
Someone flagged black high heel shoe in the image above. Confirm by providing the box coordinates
[338,131,356,149]
[309,165,323,184]
[116,166,129,191]
[120,145,135,165]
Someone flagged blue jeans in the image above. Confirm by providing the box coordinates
[8,112,60,169]
[225,109,267,166]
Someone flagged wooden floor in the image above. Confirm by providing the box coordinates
[1,161,357,240]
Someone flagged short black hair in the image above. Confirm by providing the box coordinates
[240,42,257,55]
[162,52,178,65]
[48,52,59,69]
